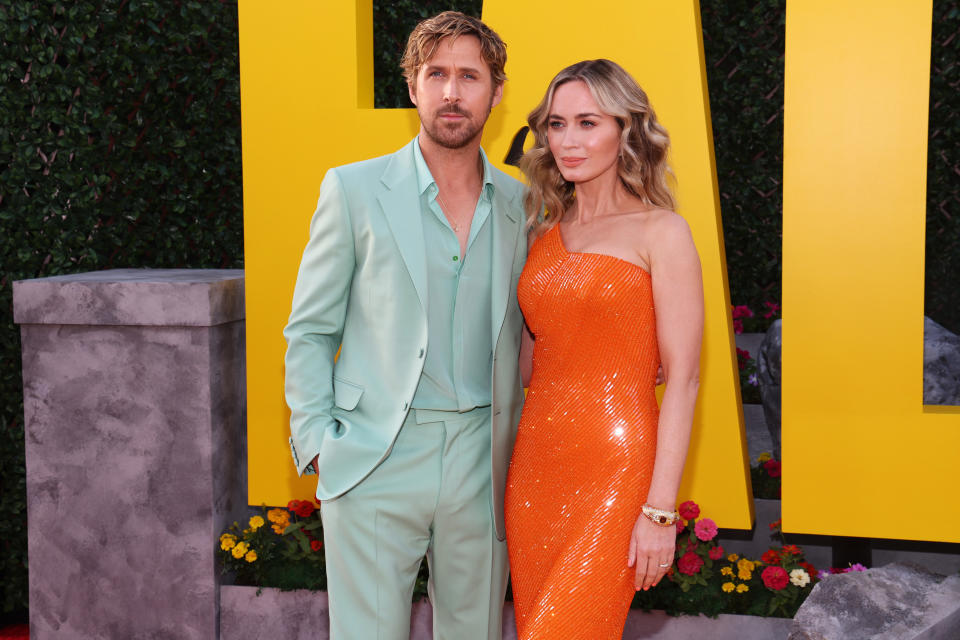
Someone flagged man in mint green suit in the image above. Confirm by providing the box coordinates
[284,12,526,640]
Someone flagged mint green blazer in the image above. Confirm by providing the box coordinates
[284,139,528,539]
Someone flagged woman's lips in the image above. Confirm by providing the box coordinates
[560,157,586,167]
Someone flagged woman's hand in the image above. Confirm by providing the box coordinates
[627,513,676,591]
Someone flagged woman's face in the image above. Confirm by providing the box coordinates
[546,80,622,186]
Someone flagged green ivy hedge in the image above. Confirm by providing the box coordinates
[0,0,956,622]
[0,0,242,621]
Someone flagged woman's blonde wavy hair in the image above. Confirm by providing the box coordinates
[520,59,676,233]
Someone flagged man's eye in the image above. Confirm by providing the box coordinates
[429,71,443,78]
[463,73,476,80]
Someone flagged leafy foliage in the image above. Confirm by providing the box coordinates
[0,0,242,618]
[926,1,960,333]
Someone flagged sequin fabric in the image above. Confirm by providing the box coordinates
[505,224,660,639]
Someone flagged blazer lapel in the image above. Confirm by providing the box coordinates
[491,185,521,345]
[378,142,428,310]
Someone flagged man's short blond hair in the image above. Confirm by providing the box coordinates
[401,11,507,88]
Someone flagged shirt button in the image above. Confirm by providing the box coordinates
[452,255,458,262]
[402,402,408,411]
[418,348,425,358]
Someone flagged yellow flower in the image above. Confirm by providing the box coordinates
[219,534,237,551]
[737,557,755,581]
[249,515,265,531]
[721,582,735,593]
[721,566,733,576]
[231,541,249,559]
[272,523,286,535]
[727,554,739,563]
[267,508,290,525]
[757,452,772,463]
[736,583,749,593]
[245,550,257,563]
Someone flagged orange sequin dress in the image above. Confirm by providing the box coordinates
[504,224,660,639]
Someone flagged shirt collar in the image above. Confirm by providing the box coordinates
[413,135,495,198]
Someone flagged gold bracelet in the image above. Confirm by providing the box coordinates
[641,504,679,527]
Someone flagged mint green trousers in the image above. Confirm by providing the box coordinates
[320,407,509,640]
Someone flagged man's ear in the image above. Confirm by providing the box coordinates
[408,80,418,107]
[491,82,503,109]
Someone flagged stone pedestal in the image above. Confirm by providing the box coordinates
[14,269,247,640]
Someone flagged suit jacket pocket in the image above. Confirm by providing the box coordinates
[333,377,364,410]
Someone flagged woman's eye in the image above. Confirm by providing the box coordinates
[548,121,563,129]
[580,120,596,128]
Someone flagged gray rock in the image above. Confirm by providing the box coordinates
[924,317,960,405]
[757,319,782,459]
[788,563,960,640]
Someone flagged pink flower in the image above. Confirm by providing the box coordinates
[733,318,744,335]
[732,305,754,319]
[694,518,718,542]
[709,545,724,560]
[817,570,831,580]
[678,501,700,520]
[675,519,687,535]
[761,565,789,590]
[763,460,782,478]
[844,563,868,573]
[677,551,704,576]
[763,301,780,319]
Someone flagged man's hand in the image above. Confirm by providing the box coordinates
[311,454,319,474]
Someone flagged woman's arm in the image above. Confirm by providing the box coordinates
[627,212,704,591]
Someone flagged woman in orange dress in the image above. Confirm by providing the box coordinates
[504,59,704,639]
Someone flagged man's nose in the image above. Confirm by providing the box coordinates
[443,78,461,103]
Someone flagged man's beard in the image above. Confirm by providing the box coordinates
[419,101,492,149]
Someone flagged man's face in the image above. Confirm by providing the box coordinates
[409,35,503,149]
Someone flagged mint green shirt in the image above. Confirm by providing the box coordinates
[410,137,494,411]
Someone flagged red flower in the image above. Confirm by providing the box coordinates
[736,347,750,369]
[310,540,323,552]
[677,551,704,576]
[763,301,780,319]
[762,549,781,564]
[675,519,686,535]
[763,460,782,478]
[678,500,700,520]
[801,562,817,578]
[287,500,316,518]
[709,545,724,560]
[782,544,802,556]
[733,318,744,335]
[761,565,789,590]
[769,518,782,531]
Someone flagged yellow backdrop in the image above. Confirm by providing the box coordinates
[239,0,757,530]
[782,1,960,543]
